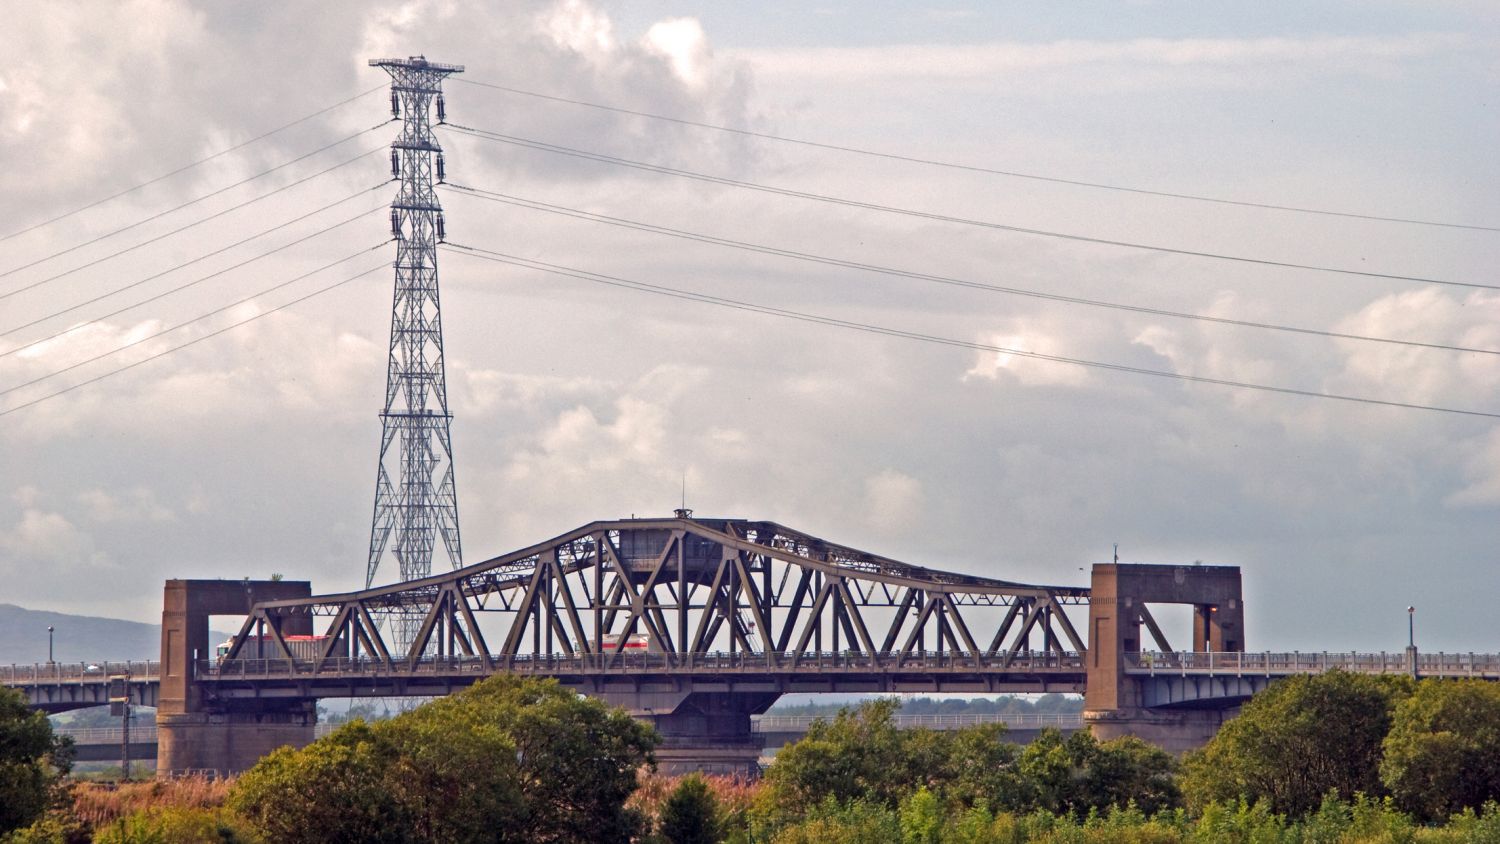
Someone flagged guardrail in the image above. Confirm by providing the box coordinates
[55,723,340,746]
[751,711,1084,732]
[199,650,1087,680]
[53,725,160,744]
[1,662,161,683]
[1125,651,1500,678]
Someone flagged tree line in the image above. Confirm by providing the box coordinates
[3,670,1500,842]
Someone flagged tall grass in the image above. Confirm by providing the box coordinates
[68,774,232,828]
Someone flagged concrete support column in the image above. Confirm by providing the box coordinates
[1086,707,1235,756]
[158,701,316,776]
[597,689,778,775]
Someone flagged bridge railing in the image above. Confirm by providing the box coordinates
[52,725,161,744]
[751,712,1085,732]
[0,662,161,684]
[200,649,1086,679]
[55,723,340,747]
[1125,651,1500,679]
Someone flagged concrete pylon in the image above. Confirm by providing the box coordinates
[157,579,317,775]
[1083,563,1244,754]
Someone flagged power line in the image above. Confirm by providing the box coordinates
[2,194,385,353]
[444,182,1500,358]
[0,121,391,282]
[441,124,1496,292]
[0,84,386,245]
[0,250,389,417]
[442,242,1500,421]
[455,76,1499,234]
[0,147,386,304]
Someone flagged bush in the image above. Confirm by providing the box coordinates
[659,774,723,844]
[0,687,72,837]
[1180,670,1410,817]
[229,675,658,843]
[1381,679,1500,821]
[91,805,260,844]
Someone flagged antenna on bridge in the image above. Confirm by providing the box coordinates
[365,55,465,653]
[674,470,693,519]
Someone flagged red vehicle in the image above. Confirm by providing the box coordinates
[600,633,652,653]
[217,634,331,661]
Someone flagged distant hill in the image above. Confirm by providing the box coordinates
[0,604,233,665]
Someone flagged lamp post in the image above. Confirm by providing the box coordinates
[47,626,53,664]
[1406,606,1418,679]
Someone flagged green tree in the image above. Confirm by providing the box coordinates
[896,787,942,844]
[1180,670,1409,816]
[658,774,722,844]
[229,676,658,843]
[229,722,409,844]
[1014,729,1178,816]
[757,699,921,814]
[1380,679,1500,821]
[0,687,72,837]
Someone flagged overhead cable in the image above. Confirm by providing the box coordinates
[442,242,1500,421]
[1,192,386,351]
[455,76,1498,234]
[444,182,1500,358]
[0,249,389,416]
[441,124,1496,292]
[0,147,387,303]
[0,84,386,245]
[0,121,392,281]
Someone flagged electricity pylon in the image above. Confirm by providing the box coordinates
[366,56,464,654]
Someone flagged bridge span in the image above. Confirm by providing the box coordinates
[4,515,1498,775]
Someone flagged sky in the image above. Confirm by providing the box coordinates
[0,1,1496,656]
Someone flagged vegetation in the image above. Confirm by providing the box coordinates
[1179,670,1410,815]
[230,675,657,843]
[0,687,72,838]
[1381,678,1500,821]
[752,698,1174,835]
[657,775,724,844]
[11,676,1500,842]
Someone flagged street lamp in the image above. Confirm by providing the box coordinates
[1405,606,1418,680]
[47,626,54,664]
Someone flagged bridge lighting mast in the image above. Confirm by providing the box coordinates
[366,56,465,651]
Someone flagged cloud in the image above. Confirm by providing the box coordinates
[0,509,110,570]
[0,0,1493,659]
[732,33,1482,87]
[77,487,176,524]
[1447,429,1500,508]
[862,469,924,536]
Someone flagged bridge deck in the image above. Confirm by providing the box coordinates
[1126,651,1500,679]
[196,651,1088,698]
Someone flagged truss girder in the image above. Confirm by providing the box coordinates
[226,518,1091,674]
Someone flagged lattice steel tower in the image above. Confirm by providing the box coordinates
[366,56,464,650]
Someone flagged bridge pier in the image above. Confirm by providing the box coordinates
[597,689,777,775]
[157,579,317,775]
[158,702,317,775]
[1085,707,1235,755]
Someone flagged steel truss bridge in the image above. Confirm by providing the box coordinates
[5,516,1499,774]
[213,517,1094,701]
